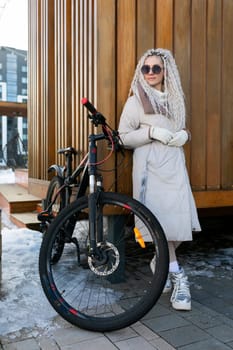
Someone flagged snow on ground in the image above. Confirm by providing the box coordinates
[0,168,15,184]
[0,225,57,335]
[181,248,233,278]
[178,230,233,282]
[0,169,57,335]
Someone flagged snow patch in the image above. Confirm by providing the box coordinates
[0,168,15,184]
[0,228,57,335]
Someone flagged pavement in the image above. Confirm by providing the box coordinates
[0,218,233,350]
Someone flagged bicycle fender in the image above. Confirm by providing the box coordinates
[48,165,64,177]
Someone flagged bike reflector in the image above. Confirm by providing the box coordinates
[134,227,146,248]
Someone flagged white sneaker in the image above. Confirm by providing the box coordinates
[170,269,191,310]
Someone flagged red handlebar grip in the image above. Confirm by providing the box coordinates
[81,98,97,114]
[81,97,88,105]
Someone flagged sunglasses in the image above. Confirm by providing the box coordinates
[141,64,164,75]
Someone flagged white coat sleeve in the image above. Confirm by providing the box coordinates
[118,97,152,149]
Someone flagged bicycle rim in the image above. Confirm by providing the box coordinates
[39,192,168,331]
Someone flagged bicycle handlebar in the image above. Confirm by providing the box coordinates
[81,98,97,114]
[81,98,124,154]
[81,97,107,127]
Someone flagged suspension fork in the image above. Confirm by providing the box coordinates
[88,134,104,256]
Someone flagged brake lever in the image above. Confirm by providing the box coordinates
[88,112,106,127]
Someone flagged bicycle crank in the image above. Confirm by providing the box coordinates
[88,241,120,276]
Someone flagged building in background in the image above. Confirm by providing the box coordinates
[0,46,27,167]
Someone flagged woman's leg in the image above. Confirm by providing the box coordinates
[168,241,181,273]
[168,241,191,311]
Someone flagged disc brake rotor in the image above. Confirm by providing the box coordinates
[88,241,120,276]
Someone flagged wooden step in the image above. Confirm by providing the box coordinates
[10,212,41,231]
[0,184,41,214]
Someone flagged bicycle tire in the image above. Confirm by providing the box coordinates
[44,176,66,263]
[44,176,66,214]
[39,192,169,332]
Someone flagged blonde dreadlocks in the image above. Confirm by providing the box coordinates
[130,48,186,131]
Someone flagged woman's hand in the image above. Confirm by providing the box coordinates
[150,127,174,144]
[168,130,188,147]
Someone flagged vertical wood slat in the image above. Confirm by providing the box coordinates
[96,0,116,191]
[64,0,72,147]
[54,0,60,164]
[39,0,48,178]
[71,0,77,150]
[206,0,221,189]
[45,1,55,179]
[137,0,155,58]
[59,1,65,148]
[156,0,173,50]
[35,0,41,178]
[190,0,207,190]
[54,1,64,156]
[79,0,85,154]
[116,0,136,194]
[222,0,233,189]
[40,0,46,179]
[174,0,191,172]
[83,0,89,151]
[40,0,48,178]
[71,0,81,157]
[28,0,42,179]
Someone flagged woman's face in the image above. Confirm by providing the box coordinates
[142,55,164,91]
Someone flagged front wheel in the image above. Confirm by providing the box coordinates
[39,192,169,332]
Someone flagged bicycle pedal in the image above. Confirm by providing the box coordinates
[38,211,53,221]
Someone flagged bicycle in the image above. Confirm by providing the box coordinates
[2,132,28,170]
[38,98,169,332]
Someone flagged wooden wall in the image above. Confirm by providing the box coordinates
[28,0,233,208]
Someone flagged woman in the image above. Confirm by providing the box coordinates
[118,48,201,311]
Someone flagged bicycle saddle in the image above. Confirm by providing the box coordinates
[57,147,78,155]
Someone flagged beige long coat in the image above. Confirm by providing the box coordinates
[118,94,201,242]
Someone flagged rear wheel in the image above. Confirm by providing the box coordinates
[44,176,66,263]
[39,192,169,332]
[45,176,66,216]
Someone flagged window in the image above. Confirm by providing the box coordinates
[21,77,27,84]
[7,72,17,80]
[7,56,17,71]
[21,66,27,73]
[7,83,17,101]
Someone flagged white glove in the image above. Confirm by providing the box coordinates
[168,130,188,147]
[150,127,174,144]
